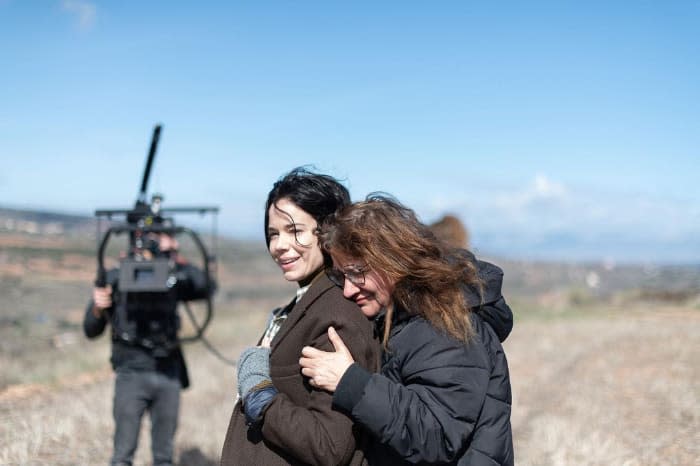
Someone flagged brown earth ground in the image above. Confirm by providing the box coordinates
[2,305,697,466]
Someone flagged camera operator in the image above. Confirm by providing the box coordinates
[83,232,216,466]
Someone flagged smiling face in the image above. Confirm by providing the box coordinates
[267,198,325,285]
[330,252,395,318]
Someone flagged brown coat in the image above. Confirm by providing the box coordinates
[220,273,381,466]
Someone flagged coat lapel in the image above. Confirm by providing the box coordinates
[270,272,336,351]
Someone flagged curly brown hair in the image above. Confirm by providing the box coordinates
[320,193,482,346]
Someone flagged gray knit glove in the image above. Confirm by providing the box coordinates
[237,347,272,399]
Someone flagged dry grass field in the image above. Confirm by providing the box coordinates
[1,232,698,465]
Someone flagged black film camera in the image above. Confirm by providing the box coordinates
[94,124,219,343]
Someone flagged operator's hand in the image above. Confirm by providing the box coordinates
[92,285,113,317]
[299,326,354,393]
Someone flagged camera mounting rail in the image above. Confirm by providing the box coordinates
[93,124,221,347]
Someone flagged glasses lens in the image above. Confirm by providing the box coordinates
[326,266,367,287]
[345,268,365,286]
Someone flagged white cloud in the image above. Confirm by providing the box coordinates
[495,173,569,212]
[61,0,96,31]
[422,172,699,238]
[533,173,566,198]
[370,170,699,261]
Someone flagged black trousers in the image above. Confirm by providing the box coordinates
[111,370,181,466]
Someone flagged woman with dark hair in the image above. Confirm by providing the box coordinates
[299,194,514,466]
[220,168,380,466]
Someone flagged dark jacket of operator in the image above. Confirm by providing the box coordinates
[83,262,214,388]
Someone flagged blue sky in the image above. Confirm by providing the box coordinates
[1,1,698,264]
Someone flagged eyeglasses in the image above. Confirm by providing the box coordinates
[326,266,367,288]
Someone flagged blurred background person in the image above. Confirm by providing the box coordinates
[84,231,216,466]
[429,213,470,249]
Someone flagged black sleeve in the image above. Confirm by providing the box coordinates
[83,268,118,339]
[83,299,108,338]
[333,362,373,415]
[176,264,217,301]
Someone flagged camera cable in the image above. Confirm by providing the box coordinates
[182,302,237,367]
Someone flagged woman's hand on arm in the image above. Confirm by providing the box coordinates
[299,326,355,392]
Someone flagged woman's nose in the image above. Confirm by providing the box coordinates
[273,233,292,251]
[343,279,359,298]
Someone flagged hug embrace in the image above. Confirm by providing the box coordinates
[222,167,513,466]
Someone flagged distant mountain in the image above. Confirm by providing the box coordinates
[4,206,697,266]
[0,207,96,237]
[472,229,700,266]
[0,205,258,255]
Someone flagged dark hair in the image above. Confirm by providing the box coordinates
[320,193,481,345]
[264,166,351,265]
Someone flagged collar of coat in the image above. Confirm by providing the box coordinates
[268,271,338,350]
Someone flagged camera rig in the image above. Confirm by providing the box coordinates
[94,124,219,344]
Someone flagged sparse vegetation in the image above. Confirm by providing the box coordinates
[1,228,698,465]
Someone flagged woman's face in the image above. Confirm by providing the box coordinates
[330,252,394,319]
[267,198,325,284]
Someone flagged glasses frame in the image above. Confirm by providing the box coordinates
[326,266,367,288]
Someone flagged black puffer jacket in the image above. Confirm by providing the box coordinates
[334,310,513,465]
[332,256,514,465]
